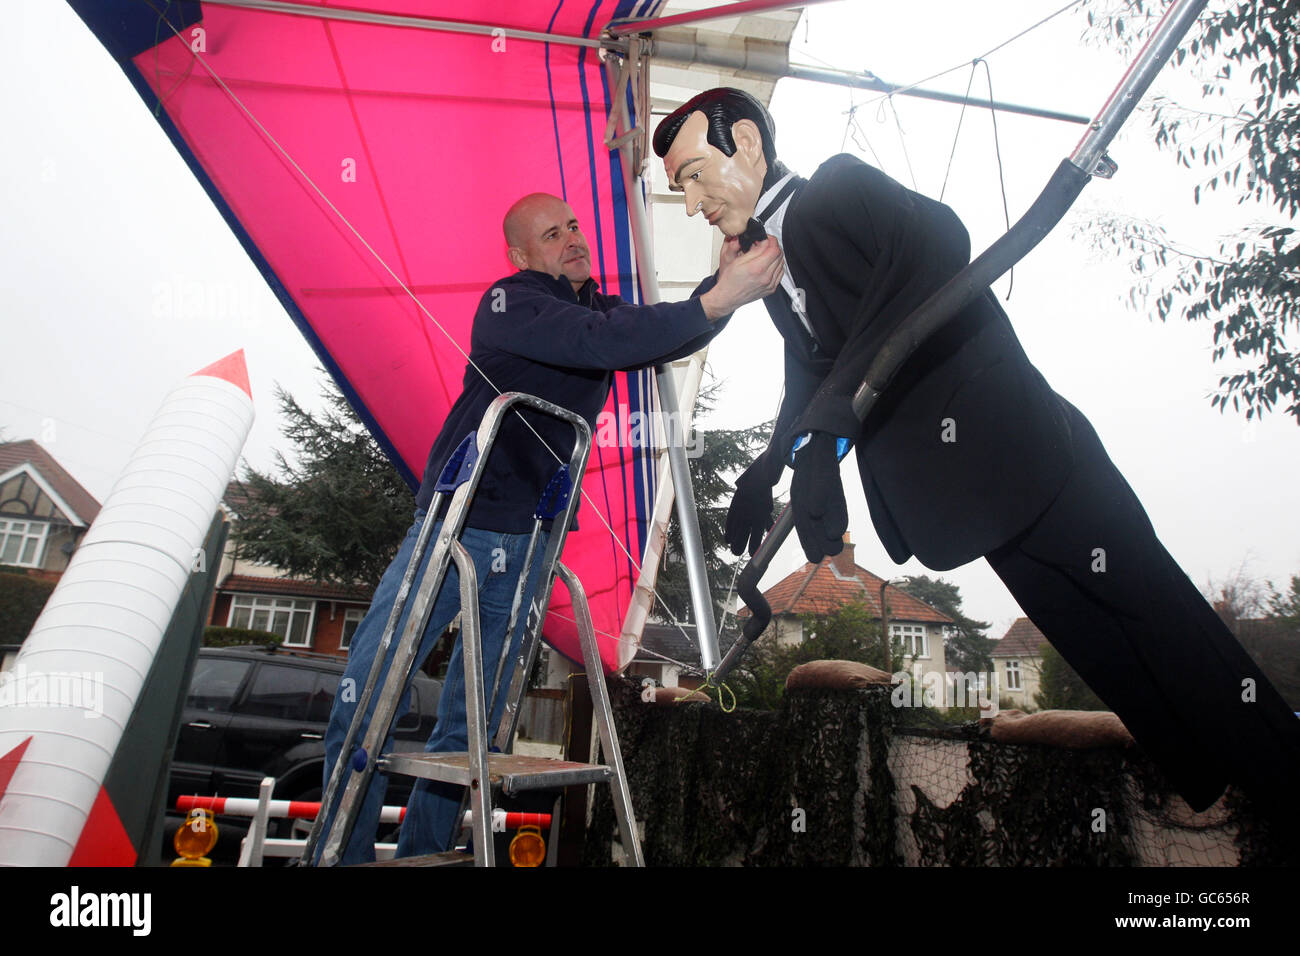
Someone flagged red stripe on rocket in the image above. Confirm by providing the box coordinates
[0,352,254,866]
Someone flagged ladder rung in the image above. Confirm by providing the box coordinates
[378,752,613,793]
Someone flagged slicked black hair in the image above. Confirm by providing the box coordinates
[653,87,778,166]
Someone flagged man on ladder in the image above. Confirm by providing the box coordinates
[319,191,783,863]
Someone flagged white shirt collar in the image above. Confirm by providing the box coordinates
[754,171,796,220]
[750,172,813,339]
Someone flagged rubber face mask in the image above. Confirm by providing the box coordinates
[661,110,766,238]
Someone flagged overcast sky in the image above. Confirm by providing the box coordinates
[2,0,1295,647]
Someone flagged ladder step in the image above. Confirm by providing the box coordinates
[378,752,612,794]
[358,849,475,867]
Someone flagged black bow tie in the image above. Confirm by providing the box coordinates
[738,176,803,252]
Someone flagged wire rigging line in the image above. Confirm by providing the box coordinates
[940,58,1016,298]
[832,0,1087,117]
[939,62,980,204]
[882,95,919,192]
[842,94,887,173]
[979,58,1015,300]
[141,3,700,649]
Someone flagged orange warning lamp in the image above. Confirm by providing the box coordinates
[171,808,218,866]
[509,825,546,867]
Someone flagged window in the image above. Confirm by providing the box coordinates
[236,664,316,721]
[890,623,929,659]
[339,607,367,651]
[1005,660,1022,691]
[227,595,315,647]
[187,658,252,713]
[0,518,50,568]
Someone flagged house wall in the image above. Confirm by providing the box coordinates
[773,617,802,647]
[208,591,366,658]
[892,622,948,683]
[995,655,1044,711]
[39,526,79,574]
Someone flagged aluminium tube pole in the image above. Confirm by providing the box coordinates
[197,0,615,49]
[715,0,1210,681]
[645,32,1090,127]
[605,53,722,670]
[607,0,840,37]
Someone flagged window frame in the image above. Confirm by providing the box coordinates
[226,594,317,648]
[889,623,929,660]
[0,517,50,569]
[339,606,367,651]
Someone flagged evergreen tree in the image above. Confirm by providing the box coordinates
[1267,574,1300,627]
[233,377,415,591]
[654,378,772,627]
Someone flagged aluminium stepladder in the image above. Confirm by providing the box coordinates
[301,392,643,867]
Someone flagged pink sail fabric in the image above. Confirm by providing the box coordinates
[70,0,670,672]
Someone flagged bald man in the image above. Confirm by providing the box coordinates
[320,192,782,863]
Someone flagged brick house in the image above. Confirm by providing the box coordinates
[738,535,954,685]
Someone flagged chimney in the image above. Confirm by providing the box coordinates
[829,531,855,576]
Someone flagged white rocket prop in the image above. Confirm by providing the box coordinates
[0,352,253,866]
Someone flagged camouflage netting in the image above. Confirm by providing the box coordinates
[582,677,1300,866]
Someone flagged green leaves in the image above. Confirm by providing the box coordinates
[232,375,415,591]
[1076,0,1300,423]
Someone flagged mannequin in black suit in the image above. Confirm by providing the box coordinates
[654,88,1300,819]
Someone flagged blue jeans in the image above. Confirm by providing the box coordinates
[319,510,548,864]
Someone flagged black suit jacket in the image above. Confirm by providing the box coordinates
[762,154,1074,570]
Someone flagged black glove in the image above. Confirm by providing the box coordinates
[725,455,777,556]
[791,432,847,564]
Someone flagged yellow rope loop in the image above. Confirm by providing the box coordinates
[673,674,737,713]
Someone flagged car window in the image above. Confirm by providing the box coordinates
[307,671,340,724]
[236,663,316,721]
[188,658,252,713]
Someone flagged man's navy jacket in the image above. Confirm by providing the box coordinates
[415,269,720,533]
[765,154,1074,571]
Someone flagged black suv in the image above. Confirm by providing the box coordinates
[167,645,441,841]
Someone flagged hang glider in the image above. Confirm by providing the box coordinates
[67,0,694,673]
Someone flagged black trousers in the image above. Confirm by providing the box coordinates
[986,400,1300,814]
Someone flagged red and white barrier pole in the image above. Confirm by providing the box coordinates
[176,795,550,831]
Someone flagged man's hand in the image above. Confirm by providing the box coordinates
[700,236,783,321]
[718,234,743,271]
[790,432,848,564]
[725,456,778,557]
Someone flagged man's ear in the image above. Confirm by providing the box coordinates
[730,118,766,166]
[507,246,528,270]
